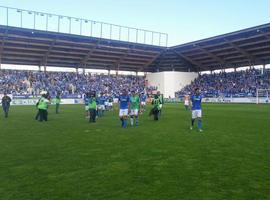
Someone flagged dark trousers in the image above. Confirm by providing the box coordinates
[56,103,60,114]
[39,109,48,122]
[89,109,96,123]
[35,109,40,120]
[149,107,160,121]
[153,107,160,121]
[2,105,10,118]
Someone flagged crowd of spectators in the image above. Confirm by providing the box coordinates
[3,68,269,98]
[176,68,270,97]
[0,70,154,97]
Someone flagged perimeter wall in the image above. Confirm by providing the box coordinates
[146,71,198,98]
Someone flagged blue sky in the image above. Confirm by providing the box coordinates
[0,0,270,46]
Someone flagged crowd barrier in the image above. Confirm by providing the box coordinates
[1,95,270,105]
[165,97,270,104]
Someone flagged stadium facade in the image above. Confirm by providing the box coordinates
[1,6,270,98]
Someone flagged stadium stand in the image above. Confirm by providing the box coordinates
[1,6,270,99]
[0,69,156,97]
[176,68,270,97]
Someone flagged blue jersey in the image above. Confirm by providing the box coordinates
[140,95,147,102]
[119,95,130,109]
[84,97,89,105]
[98,96,106,105]
[191,95,202,110]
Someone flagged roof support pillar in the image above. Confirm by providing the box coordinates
[83,65,85,74]
[262,64,265,74]
[38,65,41,71]
[116,64,120,76]
[43,52,48,73]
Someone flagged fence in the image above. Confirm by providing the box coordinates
[0,6,168,46]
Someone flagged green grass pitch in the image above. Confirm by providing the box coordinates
[0,103,269,200]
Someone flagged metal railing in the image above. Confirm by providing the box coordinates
[0,6,168,46]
